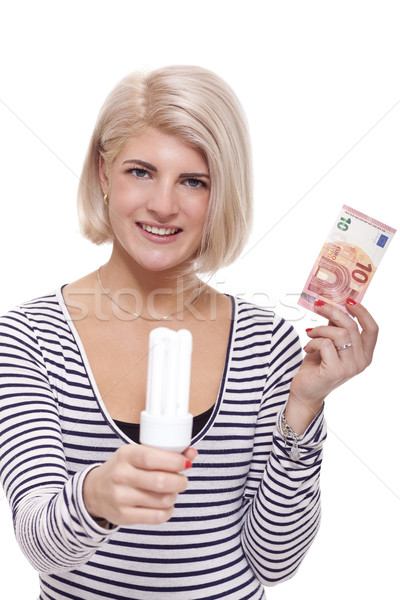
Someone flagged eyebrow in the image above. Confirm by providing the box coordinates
[180,172,211,180]
[122,159,210,179]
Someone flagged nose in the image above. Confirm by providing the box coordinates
[147,179,179,221]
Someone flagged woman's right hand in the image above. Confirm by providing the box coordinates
[83,444,198,527]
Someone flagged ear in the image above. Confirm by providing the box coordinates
[98,154,109,194]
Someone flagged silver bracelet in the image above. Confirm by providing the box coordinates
[281,413,301,461]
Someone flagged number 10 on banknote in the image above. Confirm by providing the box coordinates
[298,205,396,313]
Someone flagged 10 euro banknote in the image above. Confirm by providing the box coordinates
[298,205,396,313]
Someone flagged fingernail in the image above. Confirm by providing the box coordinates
[185,460,192,469]
[314,300,325,307]
[346,298,357,306]
[188,447,198,456]
[305,328,313,332]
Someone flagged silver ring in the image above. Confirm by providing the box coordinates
[336,342,352,351]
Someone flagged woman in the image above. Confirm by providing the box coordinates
[0,66,378,600]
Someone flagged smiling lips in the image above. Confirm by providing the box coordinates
[138,222,181,237]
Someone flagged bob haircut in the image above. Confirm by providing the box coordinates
[77,65,253,278]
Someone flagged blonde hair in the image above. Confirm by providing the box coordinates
[77,65,253,277]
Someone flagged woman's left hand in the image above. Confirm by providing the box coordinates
[287,299,379,433]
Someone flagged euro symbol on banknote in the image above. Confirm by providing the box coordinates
[298,205,396,313]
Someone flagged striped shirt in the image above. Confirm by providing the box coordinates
[0,288,326,600]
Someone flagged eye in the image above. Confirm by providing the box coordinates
[128,167,150,178]
[184,178,208,189]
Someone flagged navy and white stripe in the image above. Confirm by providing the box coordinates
[0,289,326,600]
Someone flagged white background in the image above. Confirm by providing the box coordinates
[1,1,399,598]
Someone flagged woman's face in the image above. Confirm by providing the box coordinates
[100,128,211,274]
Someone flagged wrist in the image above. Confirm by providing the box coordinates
[284,393,324,436]
[281,413,301,460]
[83,465,104,521]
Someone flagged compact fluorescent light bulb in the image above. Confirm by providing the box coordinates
[140,327,193,453]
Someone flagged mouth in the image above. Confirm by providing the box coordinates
[137,222,182,237]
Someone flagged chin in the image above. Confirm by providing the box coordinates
[116,238,197,274]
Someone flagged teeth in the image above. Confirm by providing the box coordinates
[140,223,179,236]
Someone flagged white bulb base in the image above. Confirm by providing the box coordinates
[140,410,193,453]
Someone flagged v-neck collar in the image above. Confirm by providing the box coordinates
[56,286,237,447]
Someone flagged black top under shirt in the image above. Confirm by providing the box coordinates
[114,404,215,444]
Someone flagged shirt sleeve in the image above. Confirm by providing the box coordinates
[0,307,118,574]
[241,315,327,586]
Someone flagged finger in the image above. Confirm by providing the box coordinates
[314,300,358,329]
[312,301,365,364]
[306,325,355,347]
[126,444,191,473]
[115,506,175,526]
[131,468,189,495]
[345,301,379,362]
[306,321,362,364]
[118,488,179,511]
[313,300,347,323]
[303,337,342,369]
[107,484,178,513]
[182,446,198,463]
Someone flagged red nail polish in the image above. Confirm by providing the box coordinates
[346,298,357,306]
[185,460,192,470]
[305,328,313,332]
[314,300,325,307]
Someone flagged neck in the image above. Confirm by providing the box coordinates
[100,244,204,321]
